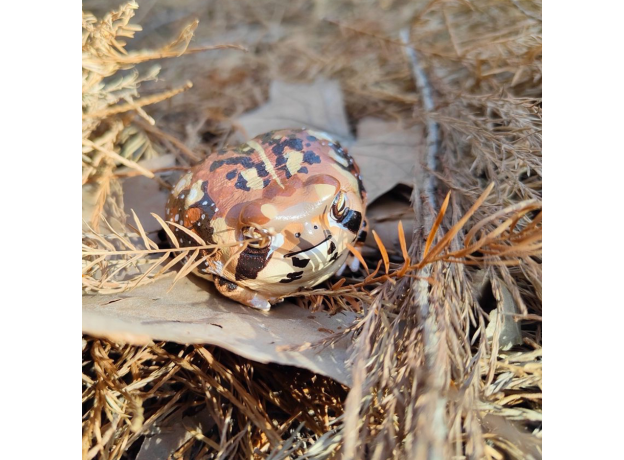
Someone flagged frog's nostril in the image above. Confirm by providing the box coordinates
[314,225,318,230]
[294,232,301,238]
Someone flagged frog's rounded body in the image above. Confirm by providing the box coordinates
[165,128,367,310]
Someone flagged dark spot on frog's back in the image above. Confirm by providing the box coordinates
[209,156,254,172]
[255,162,269,177]
[303,150,321,165]
[235,173,251,191]
[328,241,336,255]
[271,137,304,155]
[235,245,272,281]
[275,154,287,167]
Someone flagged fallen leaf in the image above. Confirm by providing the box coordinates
[236,82,424,205]
[83,154,177,234]
[362,194,415,260]
[349,117,425,204]
[236,78,353,144]
[83,275,356,386]
[482,414,542,460]
[487,279,523,351]
[137,408,215,460]
[121,154,177,234]
[475,271,523,351]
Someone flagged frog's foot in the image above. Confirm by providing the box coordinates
[214,276,273,311]
[335,253,361,277]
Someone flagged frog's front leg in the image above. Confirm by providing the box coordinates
[214,276,274,311]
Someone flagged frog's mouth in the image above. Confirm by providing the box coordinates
[283,235,332,258]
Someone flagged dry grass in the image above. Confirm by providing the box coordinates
[82,1,244,231]
[82,0,542,458]
[82,340,348,459]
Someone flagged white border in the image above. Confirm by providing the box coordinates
[0,0,78,456]
[546,0,624,458]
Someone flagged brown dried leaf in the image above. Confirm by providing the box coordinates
[121,154,176,234]
[237,79,352,143]
[349,117,425,203]
[83,276,356,386]
[474,270,523,351]
[136,408,215,460]
[487,277,523,351]
[236,87,423,206]
[362,195,415,259]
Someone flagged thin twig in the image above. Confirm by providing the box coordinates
[402,26,447,460]
[83,139,155,179]
[400,28,440,211]
[83,82,193,120]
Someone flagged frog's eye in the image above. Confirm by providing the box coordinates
[242,226,271,249]
[331,191,348,221]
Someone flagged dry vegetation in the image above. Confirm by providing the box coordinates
[82,0,542,458]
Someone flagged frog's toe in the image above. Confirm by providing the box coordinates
[248,295,271,311]
[348,254,360,272]
[335,254,360,277]
[214,276,272,311]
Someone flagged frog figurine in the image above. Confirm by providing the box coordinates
[165,128,368,310]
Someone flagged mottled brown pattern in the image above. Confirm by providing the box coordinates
[165,128,368,310]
